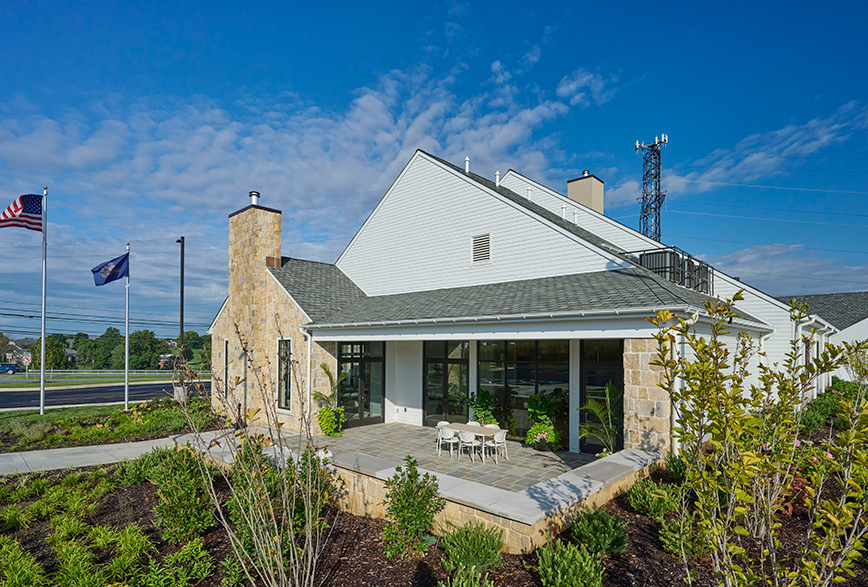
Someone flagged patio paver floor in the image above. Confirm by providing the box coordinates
[272,422,596,492]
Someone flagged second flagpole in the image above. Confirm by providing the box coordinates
[125,242,130,412]
[39,186,47,415]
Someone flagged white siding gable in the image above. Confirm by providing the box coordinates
[499,170,660,253]
[336,152,629,296]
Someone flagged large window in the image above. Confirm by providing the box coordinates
[423,341,469,426]
[278,339,291,410]
[478,340,569,438]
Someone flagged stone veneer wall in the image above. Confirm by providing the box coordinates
[622,338,670,453]
[334,461,657,554]
[211,204,337,434]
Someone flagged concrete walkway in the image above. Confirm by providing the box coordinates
[0,437,174,475]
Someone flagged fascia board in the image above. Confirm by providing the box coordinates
[208,296,229,334]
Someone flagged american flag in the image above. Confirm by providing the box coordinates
[0,194,43,232]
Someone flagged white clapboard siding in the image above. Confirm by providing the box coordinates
[499,171,660,254]
[337,153,628,296]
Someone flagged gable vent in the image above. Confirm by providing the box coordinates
[472,234,490,263]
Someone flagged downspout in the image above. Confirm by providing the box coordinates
[300,327,312,420]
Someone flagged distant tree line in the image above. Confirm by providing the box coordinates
[25,329,211,370]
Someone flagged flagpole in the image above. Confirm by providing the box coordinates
[124,242,130,411]
[39,186,47,415]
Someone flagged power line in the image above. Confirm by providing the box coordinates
[667,209,868,228]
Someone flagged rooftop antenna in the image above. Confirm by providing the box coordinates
[636,133,668,242]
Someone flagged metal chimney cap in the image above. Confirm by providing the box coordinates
[582,170,590,177]
[249,191,260,205]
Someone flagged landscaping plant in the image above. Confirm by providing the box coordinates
[571,508,628,556]
[178,332,340,587]
[150,448,215,543]
[627,477,678,518]
[659,511,709,558]
[312,363,347,437]
[464,389,498,425]
[534,538,604,587]
[439,521,503,574]
[578,381,623,455]
[524,422,563,451]
[649,293,868,586]
[382,455,445,559]
[438,566,496,587]
[663,451,688,485]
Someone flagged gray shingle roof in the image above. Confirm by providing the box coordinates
[423,151,628,257]
[308,267,766,328]
[269,258,366,321]
[775,291,868,330]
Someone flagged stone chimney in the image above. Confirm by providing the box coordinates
[227,192,282,329]
[567,170,604,214]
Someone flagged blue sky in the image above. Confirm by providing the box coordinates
[0,1,867,341]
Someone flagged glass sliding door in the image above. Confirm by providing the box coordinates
[337,342,385,427]
[579,340,624,454]
[423,341,469,426]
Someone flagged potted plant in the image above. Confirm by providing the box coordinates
[578,381,623,456]
[312,363,347,437]
[464,388,498,425]
[525,422,563,451]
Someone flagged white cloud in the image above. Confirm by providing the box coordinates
[704,244,868,296]
[489,60,512,85]
[555,69,617,107]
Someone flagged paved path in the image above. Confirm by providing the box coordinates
[0,437,174,475]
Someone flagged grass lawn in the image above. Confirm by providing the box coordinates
[0,397,218,453]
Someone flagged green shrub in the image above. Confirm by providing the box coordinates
[54,540,107,587]
[438,566,495,587]
[811,392,840,419]
[659,511,709,557]
[571,509,627,556]
[116,447,175,486]
[800,405,826,434]
[0,504,34,531]
[382,455,445,559]
[627,478,678,518]
[317,405,346,437]
[219,556,246,587]
[829,378,862,399]
[143,537,213,587]
[151,449,214,543]
[48,514,88,544]
[664,452,688,484]
[440,521,503,574]
[535,538,604,587]
[0,535,49,587]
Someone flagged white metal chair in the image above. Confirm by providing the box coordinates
[483,423,499,429]
[437,427,459,458]
[485,430,509,464]
[466,421,481,426]
[435,421,450,447]
[458,430,482,462]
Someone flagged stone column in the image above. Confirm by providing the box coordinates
[622,338,670,452]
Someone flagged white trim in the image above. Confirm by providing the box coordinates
[267,269,313,323]
[208,296,229,334]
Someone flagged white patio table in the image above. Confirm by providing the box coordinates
[436,422,507,463]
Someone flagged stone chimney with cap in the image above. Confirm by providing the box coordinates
[227,191,282,337]
[567,170,604,214]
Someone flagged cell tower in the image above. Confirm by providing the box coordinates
[635,133,668,242]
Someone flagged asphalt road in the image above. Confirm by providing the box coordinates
[0,381,212,410]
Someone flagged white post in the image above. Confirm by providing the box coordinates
[124,242,130,411]
[39,186,47,415]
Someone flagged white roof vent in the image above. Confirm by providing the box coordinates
[471,234,490,263]
[249,191,260,206]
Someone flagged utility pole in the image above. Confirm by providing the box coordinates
[636,134,668,242]
[176,236,185,352]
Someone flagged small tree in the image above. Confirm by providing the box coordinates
[649,292,868,586]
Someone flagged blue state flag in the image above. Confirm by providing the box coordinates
[92,252,129,286]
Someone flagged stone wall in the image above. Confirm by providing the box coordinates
[622,338,670,452]
[334,459,658,554]
[211,203,337,434]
